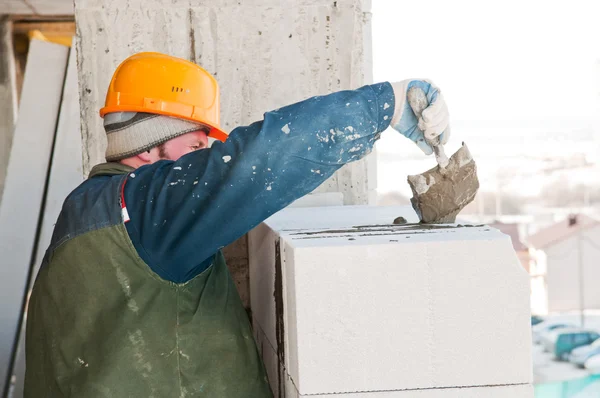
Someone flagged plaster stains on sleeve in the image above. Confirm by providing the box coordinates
[193,180,198,185]
[77,357,89,368]
[130,173,136,178]
[348,146,362,153]
[384,115,389,120]
[344,133,362,141]
[346,126,354,132]
[281,123,291,134]
[266,186,272,191]
[222,155,232,163]
[168,179,187,187]
[346,103,350,106]
[383,102,390,110]
[329,129,337,143]
[173,166,182,170]
[316,132,329,143]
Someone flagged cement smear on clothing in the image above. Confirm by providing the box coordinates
[407,143,479,224]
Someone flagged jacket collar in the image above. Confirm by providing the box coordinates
[88,162,135,178]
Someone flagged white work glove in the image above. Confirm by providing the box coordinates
[390,79,450,155]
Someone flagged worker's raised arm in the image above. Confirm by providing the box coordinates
[123,80,449,283]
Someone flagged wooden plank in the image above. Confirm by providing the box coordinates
[0,39,68,394]
[12,21,76,36]
[7,38,82,398]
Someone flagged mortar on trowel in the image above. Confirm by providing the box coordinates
[404,87,479,224]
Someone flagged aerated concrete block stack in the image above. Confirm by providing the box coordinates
[248,206,533,397]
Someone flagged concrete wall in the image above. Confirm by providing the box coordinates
[0,17,18,206]
[249,206,533,397]
[545,226,600,312]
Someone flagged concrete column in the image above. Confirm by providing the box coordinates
[0,17,18,206]
[248,206,533,397]
[74,0,377,308]
[74,0,376,205]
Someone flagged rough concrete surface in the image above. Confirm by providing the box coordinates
[249,205,533,396]
[74,0,375,205]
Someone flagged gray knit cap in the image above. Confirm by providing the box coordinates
[104,112,207,161]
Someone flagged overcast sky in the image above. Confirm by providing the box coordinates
[371,0,600,195]
[372,0,600,126]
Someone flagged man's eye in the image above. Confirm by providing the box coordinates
[191,144,205,150]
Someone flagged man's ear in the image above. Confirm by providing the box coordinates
[137,150,153,163]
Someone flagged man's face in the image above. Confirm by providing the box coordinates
[151,130,209,162]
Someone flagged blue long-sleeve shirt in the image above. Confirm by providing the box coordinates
[123,82,395,283]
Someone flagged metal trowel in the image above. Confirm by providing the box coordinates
[405,87,479,224]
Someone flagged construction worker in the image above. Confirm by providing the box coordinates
[24,52,450,397]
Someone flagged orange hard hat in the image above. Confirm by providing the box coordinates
[100,52,228,142]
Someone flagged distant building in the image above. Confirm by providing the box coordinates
[528,215,600,315]
[489,222,533,273]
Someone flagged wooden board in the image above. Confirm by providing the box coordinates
[7,38,82,398]
[0,39,68,394]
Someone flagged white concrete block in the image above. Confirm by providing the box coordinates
[287,384,533,398]
[264,205,420,230]
[289,192,344,208]
[249,205,532,396]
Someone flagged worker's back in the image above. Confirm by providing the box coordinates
[24,164,272,397]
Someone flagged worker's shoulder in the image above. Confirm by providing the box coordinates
[64,173,124,218]
[51,174,126,249]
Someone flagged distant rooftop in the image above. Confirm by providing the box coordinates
[489,222,529,252]
[527,214,600,249]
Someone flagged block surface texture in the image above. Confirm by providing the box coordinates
[248,205,533,397]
